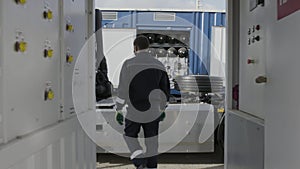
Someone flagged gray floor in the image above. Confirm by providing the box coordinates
[97,146,224,169]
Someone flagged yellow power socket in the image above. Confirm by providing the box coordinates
[15,41,27,53]
[66,54,74,63]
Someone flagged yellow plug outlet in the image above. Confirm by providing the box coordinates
[15,41,27,52]
[44,49,53,58]
[16,0,26,5]
[44,10,53,20]
[66,54,74,63]
[66,24,74,32]
[47,89,54,100]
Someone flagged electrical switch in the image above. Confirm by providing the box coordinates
[252,26,256,33]
[66,24,74,32]
[252,37,256,43]
[44,49,53,58]
[252,36,260,43]
[43,10,53,20]
[256,25,261,31]
[255,76,267,84]
[248,28,251,35]
[247,59,255,64]
[15,41,27,52]
[44,89,54,101]
[66,54,74,63]
[47,89,54,100]
[15,0,26,5]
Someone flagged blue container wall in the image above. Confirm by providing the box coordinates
[102,11,136,28]
[101,11,226,75]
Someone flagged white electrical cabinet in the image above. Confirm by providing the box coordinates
[0,0,96,168]
[227,0,300,168]
[0,118,96,169]
[239,0,267,119]
[0,0,61,143]
[62,0,89,118]
[226,0,268,168]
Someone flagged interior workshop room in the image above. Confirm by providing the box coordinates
[0,0,299,169]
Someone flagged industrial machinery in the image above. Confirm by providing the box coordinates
[96,10,226,153]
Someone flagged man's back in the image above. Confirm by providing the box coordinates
[118,50,170,121]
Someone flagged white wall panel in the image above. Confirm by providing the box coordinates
[226,110,264,169]
[0,0,95,142]
[0,0,4,144]
[264,3,300,169]
[52,141,61,169]
[227,0,300,168]
[0,117,96,169]
[102,29,136,87]
[239,0,267,119]
[0,0,96,168]
[62,0,89,118]
[210,26,226,79]
[0,0,61,143]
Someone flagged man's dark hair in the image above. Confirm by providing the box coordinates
[134,35,150,50]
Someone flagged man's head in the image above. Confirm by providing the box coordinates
[133,35,150,52]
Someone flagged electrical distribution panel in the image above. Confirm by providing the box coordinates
[239,0,266,119]
[62,0,89,118]
[0,0,93,143]
[228,1,300,168]
[0,0,61,143]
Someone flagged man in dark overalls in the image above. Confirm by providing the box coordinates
[115,36,170,169]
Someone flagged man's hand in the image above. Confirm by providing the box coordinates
[115,111,124,125]
[159,103,168,122]
[159,112,166,122]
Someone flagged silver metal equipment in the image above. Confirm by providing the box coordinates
[175,75,224,93]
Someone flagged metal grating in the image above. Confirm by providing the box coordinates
[154,12,176,21]
[102,12,118,20]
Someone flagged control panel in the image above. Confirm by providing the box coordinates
[0,0,61,142]
[0,0,94,143]
[62,0,89,118]
[239,0,266,118]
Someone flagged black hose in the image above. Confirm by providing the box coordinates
[216,112,225,150]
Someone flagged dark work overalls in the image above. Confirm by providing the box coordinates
[116,50,170,168]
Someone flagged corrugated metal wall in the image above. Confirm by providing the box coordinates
[101,11,226,75]
[0,118,96,169]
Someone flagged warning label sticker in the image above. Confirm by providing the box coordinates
[278,0,300,20]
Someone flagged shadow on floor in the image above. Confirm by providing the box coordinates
[97,144,224,165]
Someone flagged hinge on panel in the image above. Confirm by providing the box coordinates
[59,104,64,121]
